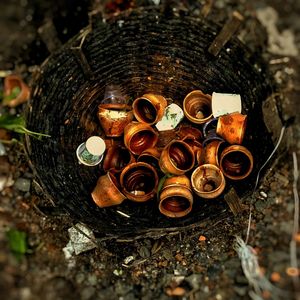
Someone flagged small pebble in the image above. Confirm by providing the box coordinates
[270,272,281,282]
[166,287,186,297]
[259,191,268,198]
[0,142,6,156]
[199,235,207,242]
[14,178,31,192]
[286,267,299,277]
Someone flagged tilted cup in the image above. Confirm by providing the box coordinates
[132,93,167,125]
[124,122,158,155]
[191,164,226,199]
[159,140,195,175]
[98,103,134,137]
[183,90,213,124]
[216,112,247,145]
[120,162,158,202]
[91,172,126,208]
[219,145,253,180]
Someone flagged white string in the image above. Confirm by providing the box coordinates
[245,125,286,244]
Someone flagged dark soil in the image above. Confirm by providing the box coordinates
[0,1,299,300]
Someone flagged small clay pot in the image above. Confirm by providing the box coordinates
[103,145,135,171]
[98,103,134,137]
[4,75,30,107]
[183,90,213,124]
[201,140,225,166]
[216,112,247,144]
[120,162,159,202]
[124,122,159,155]
[159,185,193,218]
[191,164,226,199]
[132,93,167,125]
[159,140,195,175]
[137,147,161,168]
[91,172,126,208]
[220,145,253,180]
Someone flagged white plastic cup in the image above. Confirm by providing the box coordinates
[76,136,106,166]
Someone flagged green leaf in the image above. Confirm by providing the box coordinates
[2,86,21,104]
[0,114,50,138]
[157,173,173,198]
[6,229,28,260]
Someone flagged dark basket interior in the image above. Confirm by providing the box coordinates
[26,6,274,236]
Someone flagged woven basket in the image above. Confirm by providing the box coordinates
[26,6,274,236]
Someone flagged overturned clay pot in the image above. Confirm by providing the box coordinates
[124,122,159,155]
[220,145,253,180]
[98,103,134,137]
[120,162,159,202]
[132,93,167,125]
[191,164,226,199]
[216,112,247,145]
[159,140,195,175]
[91,172,126,208]
[4,75,30,107]
[103,145,135,172]
[183,90,213,124]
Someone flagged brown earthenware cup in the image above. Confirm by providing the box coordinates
[4,75,30,107]
[159,140,195,175]
[132,93,167,125]
[216,112,247,145]
[98,103,134,137]
[137,147,161,168]
[124,122,159,155]
[91,172,126,208]
[103,146,135,172]
[183,90,213,124]
[219,145,253,180]
[159,183,193,218]
[120,162,159,202]
[201,140,225,166]
[191,164,226,199]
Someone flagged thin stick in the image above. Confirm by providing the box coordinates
[290,152,300,295]
[246,125,286,243]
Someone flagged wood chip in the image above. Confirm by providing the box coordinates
[224,187,243,216]
[208,11,244,57]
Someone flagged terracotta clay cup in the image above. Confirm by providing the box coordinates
[103,145,135,172]
[4,75,30,107]
[120,162,159,202]
[124,122,159,155]
[183,90,213,124]
[91,172,126,208]
[200,140,225,166]
[191,164,226,199]
[159,140,195,175]
[159,175,193,218]
[132,93,167,125]
[137,147,161,168]
[220,145,253,180]
[98,103,134,137]
[216,112,247,144]
[177,125,203,141]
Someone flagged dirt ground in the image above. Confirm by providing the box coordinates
[0,1,299,300]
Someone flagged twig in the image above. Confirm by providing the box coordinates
[290,152,300,296]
